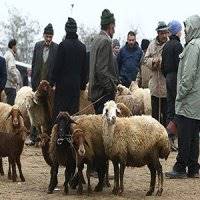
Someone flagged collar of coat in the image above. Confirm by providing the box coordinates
[100,30,112,40]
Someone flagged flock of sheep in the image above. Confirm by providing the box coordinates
[0,80,171,197]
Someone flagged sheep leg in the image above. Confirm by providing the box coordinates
[146,163,156,196]
[94,164,106,192]
[155,160,163,196]
[112,160,120,195]
[48,163,59,194]
[16,156,25,182]
[118,162,126,195]
[8,157,12,180]
[86,163,92,194]
[0,157,4,176]
[10,158,17,182]
[64,164,75,195]
[104,160,111,187]
[77,165,84,195]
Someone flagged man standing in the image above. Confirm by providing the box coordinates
[117,31,143,88]
[88,9,119,114]
[166,15,200,179]
[0,56,7,102]
[51,17,87,119]
[4,39,18,105]
[28,23,58,145]
[161,20,183,140]
[31,23,58,91]
[143,22,169,126]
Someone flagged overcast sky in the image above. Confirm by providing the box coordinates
[1,0,200,44]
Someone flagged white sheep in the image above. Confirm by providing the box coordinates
[15,86,34,130]
[102,100,170,196]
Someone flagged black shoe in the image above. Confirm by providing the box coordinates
[165,171,187,179]
[187,173,199,178]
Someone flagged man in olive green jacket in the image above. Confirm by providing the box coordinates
[166,15,200,179]
[88,9,119,114]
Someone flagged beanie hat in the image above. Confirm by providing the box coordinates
[168,20,182,35]
[156,21,168,31]
[65,17,77,33]
[101,9,115,26]
[44,23,54,35]
[112,39,120,48]
[141,39,150,51]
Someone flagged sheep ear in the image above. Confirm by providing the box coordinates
[6,110,12,120]
[116,108,121,115]
[70,117,77,124]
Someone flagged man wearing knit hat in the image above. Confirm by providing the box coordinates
[161,20,183,151]
[51,17,87,122]
[89,9,119,114]
[27,23,58,146]
[143,21,169,127]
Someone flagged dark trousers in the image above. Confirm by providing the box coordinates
[4,88,16,105]
[166,73,177,125]
[173,115,200,174]
[151,95,167,127]
[93,93,115,114]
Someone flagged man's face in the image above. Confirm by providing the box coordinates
[113,45,120,55]
[43,34,53,46]
[127,35,136,48]
[157,30,168,44]
[108,23,115,38]
[12,45,17,54]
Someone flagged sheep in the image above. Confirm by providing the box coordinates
[79,88,95,115]
[71,114,107,194]
[48,112,77,194]
[0,103,28,182]
[15,86,34,130]
[25,80,53,147]
[102,100,170,196]
[70,103,132,194]
[129,81,151,115]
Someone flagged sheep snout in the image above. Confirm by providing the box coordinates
[78,144,85,156]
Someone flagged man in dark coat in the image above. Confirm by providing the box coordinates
[31,23,58,91]
[161,20,183,140]
[27,24,58,146]
[51,17,87,121]
[0,56,7,101]
[117,31,143,88]
[88,9,119,114]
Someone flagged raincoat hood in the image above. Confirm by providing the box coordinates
[185,15,200,43]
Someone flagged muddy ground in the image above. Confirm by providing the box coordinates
[0,145,199,200]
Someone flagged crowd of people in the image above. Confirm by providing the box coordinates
[0,8,199,179]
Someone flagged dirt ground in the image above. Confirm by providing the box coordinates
[0,145,199,200]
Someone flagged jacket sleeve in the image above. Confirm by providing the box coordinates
[31,43,37,89]
[80,46,87,90]
[7,53,18,84]
[96,40,116,92]
[0,57,7,90]
[50,43,65,86]
[174,43,183,72]
[117,49,122,73]
[176,44,199,100]
[143,43,159,71]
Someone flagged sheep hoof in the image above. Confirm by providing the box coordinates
[156,189,163,196]
[12,177,17,182]
[20,176,25,182]
[118,187,124,196]
[146,190,154,196]
[0,172,4,176]
[112,187,119,195]
[87,187,93,194]
[94,184,103,192]
[64,186,69,195]
[77,187,83,195]
[47,190,53,194]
